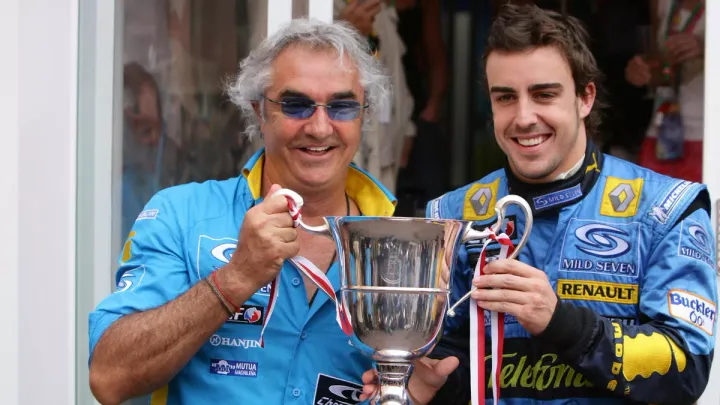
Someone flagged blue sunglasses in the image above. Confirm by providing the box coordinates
[265,96,368,121]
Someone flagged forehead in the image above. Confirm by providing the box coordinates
[269,45,362,97]
[485,46,573,89]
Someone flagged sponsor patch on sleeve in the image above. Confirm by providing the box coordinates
[428,195,444,219]
[463,178,500,221]
[136,209,159,220]
[677,218,715,268]
[600,177,643,218]
[314,374,363,405]
[668,289,716,335]
[114,265,146,293]
[649,180,693,224]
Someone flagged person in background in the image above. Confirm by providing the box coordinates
[586,0,655,163]
[334,0,418,194]
[625,0,705,182]
[395,0,450,217]
[361,4,717,404]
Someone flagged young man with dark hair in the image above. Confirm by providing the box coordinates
[361,4,717,405]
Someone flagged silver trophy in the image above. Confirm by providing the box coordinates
[292,194,533,405]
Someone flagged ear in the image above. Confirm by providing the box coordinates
[252,101,266,133]
[578,81,596,120]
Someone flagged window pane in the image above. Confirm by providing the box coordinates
[119,0,282,241]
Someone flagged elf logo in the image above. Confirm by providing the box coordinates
[228,305,265,325]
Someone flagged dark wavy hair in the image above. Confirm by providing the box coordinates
[483,4,606,137]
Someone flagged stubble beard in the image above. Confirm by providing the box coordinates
[509,107,582,182]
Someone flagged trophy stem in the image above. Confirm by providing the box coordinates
[374,362,415,405]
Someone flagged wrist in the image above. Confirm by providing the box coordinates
[535,298,599,362]
[214,263,263,307]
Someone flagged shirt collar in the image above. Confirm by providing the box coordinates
[505,140,604,216]
[241,148,397,216]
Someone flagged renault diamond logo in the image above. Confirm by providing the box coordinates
[471,187,493,216]
[609,183,635,213]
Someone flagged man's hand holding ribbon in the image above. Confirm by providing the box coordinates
[470,259,557,336]
[214,183,300,303]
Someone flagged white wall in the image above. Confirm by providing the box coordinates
[0,0,20,404]
[0,0,79,404]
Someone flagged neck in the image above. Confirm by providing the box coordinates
[261,169,349,226]
[547,130,588,183]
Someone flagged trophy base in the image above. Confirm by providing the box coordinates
[373,362,415,405]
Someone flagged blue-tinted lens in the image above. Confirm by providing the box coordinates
[326,100,363,120]
[280,97,315,119]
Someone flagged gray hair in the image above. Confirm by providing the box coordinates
[225,18,391,139]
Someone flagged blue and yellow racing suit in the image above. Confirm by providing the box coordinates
[428,141,717,405]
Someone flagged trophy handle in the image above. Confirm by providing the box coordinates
[272,188,332,237]
[447,194,533,317]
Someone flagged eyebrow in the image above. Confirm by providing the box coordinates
[489,86,515,94]
[278,89,358,100]
[529,83,563,92]
[489,83,564,93]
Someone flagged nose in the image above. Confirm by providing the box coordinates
[514,96,538,130]
[303,106,333,138]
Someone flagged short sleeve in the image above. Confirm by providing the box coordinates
[88,191,190,362]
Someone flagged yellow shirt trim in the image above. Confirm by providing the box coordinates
[242,153,396,216]
[150,385,169,405]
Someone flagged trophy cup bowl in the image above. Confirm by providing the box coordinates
[277,190,533,405]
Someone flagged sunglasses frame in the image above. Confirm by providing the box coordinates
[263,96,369,121]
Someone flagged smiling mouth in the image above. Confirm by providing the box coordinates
[298,146,336,155]
[513,134,551,147]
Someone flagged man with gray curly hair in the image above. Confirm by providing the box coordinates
[88,18,468,405]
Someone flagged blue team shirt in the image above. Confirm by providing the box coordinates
[88,148,396,404]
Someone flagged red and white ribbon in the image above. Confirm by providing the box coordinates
[259,194,353,347]
[470,227,515,405]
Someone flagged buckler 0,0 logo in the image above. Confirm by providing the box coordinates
[668,289,717,335]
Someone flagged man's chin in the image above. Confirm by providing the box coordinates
[510,161,557,183]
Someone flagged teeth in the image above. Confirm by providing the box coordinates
[518,135,548,147]
[305,146,329,152]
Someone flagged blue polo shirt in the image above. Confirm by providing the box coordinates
[88,148,396,404]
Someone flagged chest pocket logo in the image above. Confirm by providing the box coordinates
[197,235,272,296]
[211,243,236,264]
[559,219,640,279]
[575,224,630,258]
[196,235,238,278]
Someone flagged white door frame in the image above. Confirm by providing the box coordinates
[0,0,79,404]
